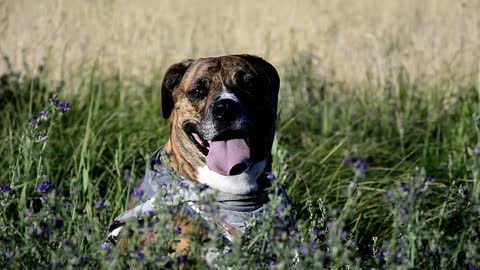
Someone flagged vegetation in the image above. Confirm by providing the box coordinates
[1,1,479,269]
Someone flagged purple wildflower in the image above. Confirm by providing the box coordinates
[49,98,59,106]
[52,218,64,228]
[40,110,49,116]
[341,230,348,239]
[174,226,182,234]
[475,146,480,155]
[135,251,144,260]
[312,228,322,236]
[400,183,409,192]
[310,241,318,249]
[29,117,39,126]
[123,172,129,181]
[152,216,160,224]
[266,172,276,180]
[469,265,478,270]
[352,159,367,173]
[79,256,88,264]
[25,210,33,218]
[382,250,391,258]
[101,243,110,251]
[274,207,282,217]
[178,180,188,188]
[426,176,436,183]
[1,184,12,192]
[95,198,105,209]
[177,255,186,265]
[299,246,309,256]
[37,179,51,192]
[58,102,71,112]
[38,227,49,238]
[159,176,170,187]
[106,255,113,262]
[198,184,209,192]
[133,188,144,197]
[64,240,73,248]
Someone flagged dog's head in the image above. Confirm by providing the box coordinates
[162,54,279,195]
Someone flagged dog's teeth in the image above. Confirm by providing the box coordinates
[192,133,203,145]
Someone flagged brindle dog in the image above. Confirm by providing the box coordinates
[163,54,279,194]
[113,54,281,259]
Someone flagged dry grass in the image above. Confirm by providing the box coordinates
[1,0,479,88]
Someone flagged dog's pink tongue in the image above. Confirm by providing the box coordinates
[206,139,250,176]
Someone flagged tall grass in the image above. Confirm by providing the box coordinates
[1,50,479,268]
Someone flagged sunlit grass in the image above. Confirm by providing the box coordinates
[1,0,479,89]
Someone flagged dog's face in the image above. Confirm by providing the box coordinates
[162,55,279,194]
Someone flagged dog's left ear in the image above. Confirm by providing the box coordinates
[236,54,280,96]
[161,59,194,119]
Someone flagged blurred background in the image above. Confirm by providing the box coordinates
[1,0,479,89]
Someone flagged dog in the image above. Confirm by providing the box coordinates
[107,54,288,263]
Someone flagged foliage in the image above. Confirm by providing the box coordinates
[0,56,479,269]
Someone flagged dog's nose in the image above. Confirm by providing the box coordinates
[212,99,240,122]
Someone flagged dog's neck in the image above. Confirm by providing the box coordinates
[166,140,267,195]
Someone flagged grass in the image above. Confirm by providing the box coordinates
[0,2,479,267]
[1,1,479,87]
[0,50,479,269]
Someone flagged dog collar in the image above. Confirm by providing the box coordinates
[107,146,288,243]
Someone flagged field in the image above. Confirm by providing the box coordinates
[1,0,480,269]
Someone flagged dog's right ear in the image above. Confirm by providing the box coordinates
[161,59,193,119]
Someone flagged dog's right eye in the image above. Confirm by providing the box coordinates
[187,87,208,99]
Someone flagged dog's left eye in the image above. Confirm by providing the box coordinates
[188,87,209,99]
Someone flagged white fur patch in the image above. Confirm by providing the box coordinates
[219,91,239,102]
[109,226,123,237]
[197,160,266,195]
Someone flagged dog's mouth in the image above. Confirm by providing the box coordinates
[185,123,251,176]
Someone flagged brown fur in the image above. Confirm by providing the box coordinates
[161,55,280,261]
[116,55,280,264]
[162,55,280,182]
